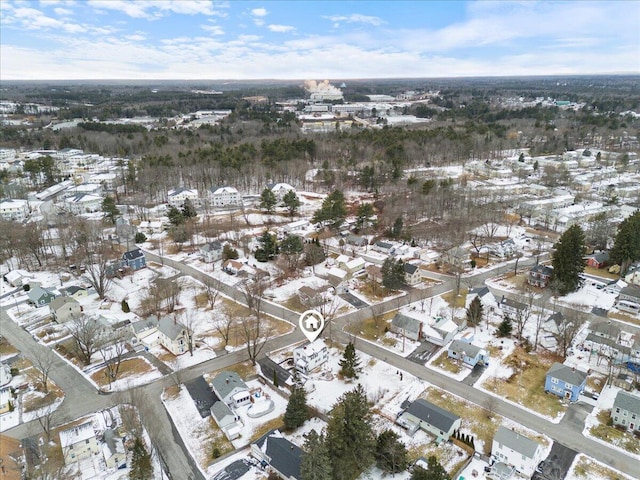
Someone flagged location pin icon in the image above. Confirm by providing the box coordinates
[299,310,325,342]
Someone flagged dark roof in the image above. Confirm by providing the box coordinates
[406,398,460,432]
[201,240,223,252]
[590,322,621,338]
[620,285,640,299]
[404,263,418,275]
[546,362,588,385]
[588,251,610,263]
[449,339,483,358]
[211,371,248,400]
[468,286,490,298]
[546,312,565,328]
[375,241,393,249]
[123,248,144,261]
[63,285,86,295]
[500,295,528,312]
[257,357,292,385]
[493,426,540,458]
[253,430,302,480]
[529,264,553,276]
[585,333,630,355]
[391,314,422,336]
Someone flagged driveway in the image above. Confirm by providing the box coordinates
[532,442,577,480]
[406,341,440,365]
[185,377,215,418]
[212,459,252,480]
[339,292,369,309]
[462,363,486,386]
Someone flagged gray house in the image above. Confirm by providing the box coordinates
[210,401,243,440]
[49,296,82,322]
[499,295,528,317]
[211,371,251,407]
[27,286,57,307]
[390,313,423,341]
[200,240,223,263]
[448,339,489,367]
[491,426,544,478]
[617,285,640,314]
[611,390,640,433]
[251,429,302,480]
[396,398,461,443]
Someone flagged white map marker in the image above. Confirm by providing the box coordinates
[299,309,325,342]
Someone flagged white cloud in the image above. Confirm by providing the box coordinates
[251,8,268,17]
[202,24,225,36]
[53,7,73,16]
[86,0,219,19]
[268,24,295,33]
[324,13,384,26]
[125,34,146,42]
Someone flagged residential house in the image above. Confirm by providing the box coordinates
[27,286,57,308]
[611,391,640,433]
[491,426,544,478]
[448,339,489,368]
[366,264,383,284]
[617,285,640,314]
[338,256,365,275]
[200,240,223,263]
[466,286,498,311]
[346,235,367,247]
[257,357,292,388]
[59,422,100,464]
[443,246,472,270]
[102,429,126,469]
[326,267,348,293]
[404,263,421,286]
[298,285,330,308]
[0,387,13,414]
[49,296,82,322]
[122,248,146,271]
[390,313,423,341]
[283,220,309,234]
[167,187,199,208]
[210,401,243,440]
[0,198,29,221]
[3,269,31,287]
[422,316,460,346]
[60,193,103,214]
[544,363,588,402]
[527,264,553,288]
[373,241,395,256]
[586,251,610,269]
[208,186,241,208]
[499,296,529,317]
[396,398,461,442]
[61,285,88,300]
[590,322,621,342]
[251,429,302,480]
[138,220,164,235]
[293,340,328,374]
[222,259,243,275]
[268,183,295,202]
[625,270,640,287]
[157,315,190,355]
[211,371,251,407]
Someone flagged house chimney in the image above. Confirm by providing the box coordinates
[226,378,229,384]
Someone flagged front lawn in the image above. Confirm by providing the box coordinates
[589,410,640,455]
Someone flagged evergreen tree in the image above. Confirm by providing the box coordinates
[283,190,301,217]
[410,456,449,480]
[134,232,147,243]
[284,370,309,429]
[466,296,483,327]
[391,217,403,239]
[610,210,640,274]
[222,244,239,261]
[339,342,362,379]
[301,430,332,480]
[181,198,197,218]
[551,224,586,295]
[129,437,153,480]
[325,385,376,480]
[312,189,347,230]
[381,257,405,290]
[355,203,375,233]
[375,429,409,474]
[167,205,185,226]
[102,196,120,224]
[255,230,279,262]
[260,187,277,213]
[497,316,513,338]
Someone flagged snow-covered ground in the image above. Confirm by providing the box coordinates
[565,453,636,480]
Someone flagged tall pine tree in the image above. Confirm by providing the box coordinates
[375,429,409,474]
[339,342,362,379]
[410,456,449,480]
[551,224,586,295]
[610,210,640,274]
[284,369,309,430]
[129,437,153,480]
[466,296,483,328]
[326,385,375,480]
[300,430,332,480]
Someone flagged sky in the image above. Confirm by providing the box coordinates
[1,0,639,80]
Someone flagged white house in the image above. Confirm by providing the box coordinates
[0,362,11,386]
[60,193,103,214]
[167,187,199,207]
[102,429,126,469]
[268,182,295,202]
[404,263,421,286]
[200,240,224,263]
[491,426,544,478]
[130,315,189,355]
[210,401,243,440]
[4,269,31,287]
[0,198,30,221]
[211,371,251,407]
[396,398,461,442]
[209,186,241,208]
[293,340,328,374]
[59,422,100,465]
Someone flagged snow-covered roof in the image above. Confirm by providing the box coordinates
[59,422,96,448]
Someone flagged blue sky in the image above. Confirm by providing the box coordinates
[1,0,639,80]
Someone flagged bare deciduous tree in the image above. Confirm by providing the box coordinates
[483,395,498,419]
[68,316,102,365]
[82,242,115,300]
[99,332,128,386]
[31,347,55,394]
[214,313,235,348]
[549,311,583,359]
[179,310,197,356]
[36,404,58,443]
[239,278,272,364]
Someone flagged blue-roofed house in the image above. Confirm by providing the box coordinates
[544,363,587,402]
